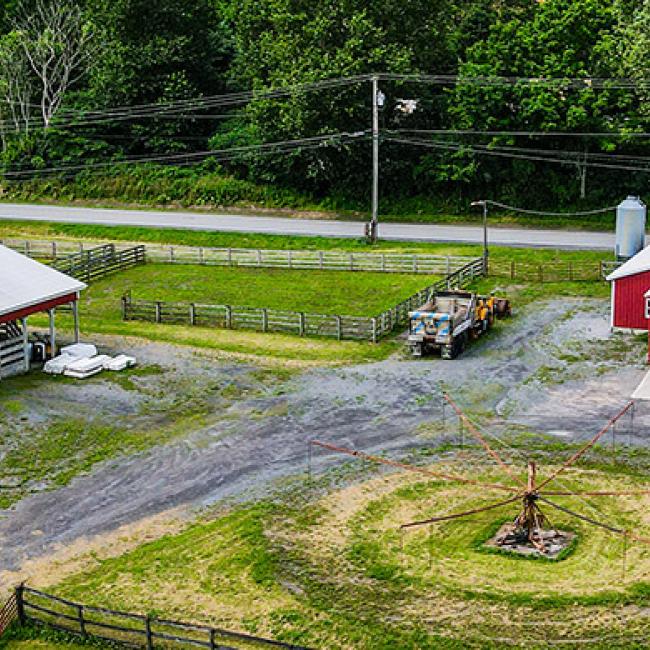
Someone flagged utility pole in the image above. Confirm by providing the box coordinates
[471,200,489,273]
[369,75,382,244]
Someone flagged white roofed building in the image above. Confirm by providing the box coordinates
[0,245,86,378]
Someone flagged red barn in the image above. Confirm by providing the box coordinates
[607,247,650,331]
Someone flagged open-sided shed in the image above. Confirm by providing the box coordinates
[0,245,86,378]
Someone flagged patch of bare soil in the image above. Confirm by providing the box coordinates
[0,508,186,595]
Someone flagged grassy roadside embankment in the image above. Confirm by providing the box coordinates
[0,165,621,231]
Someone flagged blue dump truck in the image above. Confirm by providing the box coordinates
[407,290,511,359]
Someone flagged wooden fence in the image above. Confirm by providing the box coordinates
[8,585,309,649]
[0,237,477,276]
[52,244,146,283]
[123,258,486,343]
[488,258,619,282]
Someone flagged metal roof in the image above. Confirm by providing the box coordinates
[0,245,86,318]
[606,246,650,281]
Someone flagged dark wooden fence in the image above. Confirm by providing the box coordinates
[10,585,309,649]
[123,294,378,342]
[52,244,146,283]
[123,258,486,343]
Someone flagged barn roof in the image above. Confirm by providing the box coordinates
[607,245,650,281]
[0,245,86,320]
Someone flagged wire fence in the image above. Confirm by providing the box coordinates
[8,585,309,649]
[123,258,486,342]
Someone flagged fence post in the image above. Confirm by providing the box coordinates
[257,249,262,266]
[350,253,354,271]
[155,302,162,324]
[199,247,205,265]
[210,629,217,650]
[319,251,324,270]
[568,262,573,282]
[169,246,174,263]
[413,255,418,273]
[446,256,451,276]
[288,250,293,269]
[226,306,232,329]
[538,265,543,283]
[145,615,154,650]
[335,316,342,340]
[262,308,268,332]
[190,303,196,326]
[371,318,378,343]
[510,260,515,280]
[121,295,128,321]
[299,312,305,336]
[227,248,232,266]
[78,605,87,637]
[15,583,25,626]
[382,254,386,272]
[52,241,57,259]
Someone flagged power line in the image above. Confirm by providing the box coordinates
[2,70,648,134]
[484,200,617,216]
[1,131,370,179]
[386,136,650,173]
[393,128,650,139]
[378,72,650,90]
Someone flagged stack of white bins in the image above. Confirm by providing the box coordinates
[43,343,136,379]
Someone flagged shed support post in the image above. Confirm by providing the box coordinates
[48,309,57,358]
[21,318,29,372]
[72,300,80,343]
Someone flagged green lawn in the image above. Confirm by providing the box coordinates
[94,264,432,315]
[0,219,614,264]
[44,448,650,649]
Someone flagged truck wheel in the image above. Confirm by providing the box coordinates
[411,343,423,357]
[442,344,456,360]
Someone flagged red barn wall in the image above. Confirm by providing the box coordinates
[613,271,650,329]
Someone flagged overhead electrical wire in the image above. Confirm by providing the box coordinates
[387,131,650,162]
[386,136,650,174]
[483,200,617,216]
[2,69,648,134]
[392,128,650,139]
[1,131,370,179]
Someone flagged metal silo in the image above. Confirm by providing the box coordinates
[615,196,646,260]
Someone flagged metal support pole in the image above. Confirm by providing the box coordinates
[48,309,56,358]
[370,75,380,244]
[482,201,489,273]
[72,300,80,343]
[21,317,29,372]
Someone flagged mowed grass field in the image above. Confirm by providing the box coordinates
[90,264,434,315]
[8,450,648,650]
[32,263,435,365]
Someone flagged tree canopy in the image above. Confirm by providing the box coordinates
[0,0,647,209]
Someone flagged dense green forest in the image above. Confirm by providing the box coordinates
[0,0,648,215]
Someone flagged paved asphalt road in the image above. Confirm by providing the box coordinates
[0,202,622,250]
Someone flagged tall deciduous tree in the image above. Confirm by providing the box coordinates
[13,0,97,128]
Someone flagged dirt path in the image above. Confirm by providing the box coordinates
[1,298,647,580]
